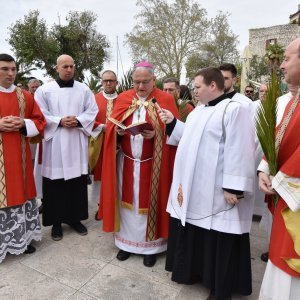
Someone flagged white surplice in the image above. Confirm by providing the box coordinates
[167,99,256,234]
[115,96,167,254]
[34,81,98,180]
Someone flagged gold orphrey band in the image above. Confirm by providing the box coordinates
[0,87,27,208]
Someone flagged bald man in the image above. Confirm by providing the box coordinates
[35,54,98,241]
[258,38,300,299]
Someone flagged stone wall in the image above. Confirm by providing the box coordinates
[249,24,300,57]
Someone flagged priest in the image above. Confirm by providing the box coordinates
[35,54,98,241]
[0,54,46,262]
[91,70,118,220]
[160,67,256,299]
[99,61,179,267]
[258,38,300,300]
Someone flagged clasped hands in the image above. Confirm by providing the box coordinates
[0,115,25,132]
[60,116,78,128]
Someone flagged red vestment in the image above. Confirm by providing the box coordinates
[0,89,45,207]
[269,96,300,277]
[99,87,179,239]
[93,92,117,181]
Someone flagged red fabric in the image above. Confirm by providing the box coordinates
[93,92,116,181]
[38,142,43,164]
[269,96,300,277]
[0,90,46,207]
[120,113,154,210]
[99,88,179,239]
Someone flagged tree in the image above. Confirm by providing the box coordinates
[247,54,269,83]
[186,11,239,79]
[126,0,209,78]
[8,10,109,81]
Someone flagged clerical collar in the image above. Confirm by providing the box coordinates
[56,78,74,88]
[0,84,16,93]
[207,93,228,106]
[102,91,118,100]
[137,95,147,102]
[226,90,237,99]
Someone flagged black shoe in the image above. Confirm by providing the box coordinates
[87,175,92,185]
[95,210,101,221]
[51,224,63,241]
[39,204,43,214]
[24,244,36,254]
[261,252,269,262]
[68,222,88,236]
[143,254,156,267]
[116,250,131,261]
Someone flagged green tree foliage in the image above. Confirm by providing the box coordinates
[126,0,209,79]
[265,43,284,71]
[8,10,109,81]
[186,11,239,79]
[86,76,102,94]
[117,69,133,94]
[247,54,269,83]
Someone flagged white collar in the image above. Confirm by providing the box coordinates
[102,91,118,100]
[0,84,16,93]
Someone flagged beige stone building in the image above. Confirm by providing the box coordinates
[241,4,300,91]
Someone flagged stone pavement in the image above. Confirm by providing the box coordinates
[0,186,268,300]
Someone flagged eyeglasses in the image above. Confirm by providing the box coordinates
[132,78,153,86]
[102,79,117,84]
[163,88,176,92]
[245,90,254,93]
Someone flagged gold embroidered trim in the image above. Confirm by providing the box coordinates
[145,99,163,241]
[121,201,133,210]
[287,182,300,189]
[282,207,300,273]
[138,208,148,215]
[177,184,183,207]
[16,87,27,200]
[0,135,7,208]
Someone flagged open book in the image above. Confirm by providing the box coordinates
[108,117,153,136]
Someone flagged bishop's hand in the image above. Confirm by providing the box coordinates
[141,129,155,139]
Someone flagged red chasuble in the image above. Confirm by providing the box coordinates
[93,92,117,181]
[269,96,300,277]
[99,87,179,239]
[0,89,45,207]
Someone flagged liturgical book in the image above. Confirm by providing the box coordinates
[108,117,153,136]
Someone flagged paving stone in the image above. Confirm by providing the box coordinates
[80,263,179,300]
[0,263,75,300]
[21,243,106,289]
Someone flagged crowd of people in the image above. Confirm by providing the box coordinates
[0,37,300,300]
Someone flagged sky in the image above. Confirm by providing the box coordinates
[0,0,298,80]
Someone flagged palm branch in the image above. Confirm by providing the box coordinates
[256,71,280,175]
